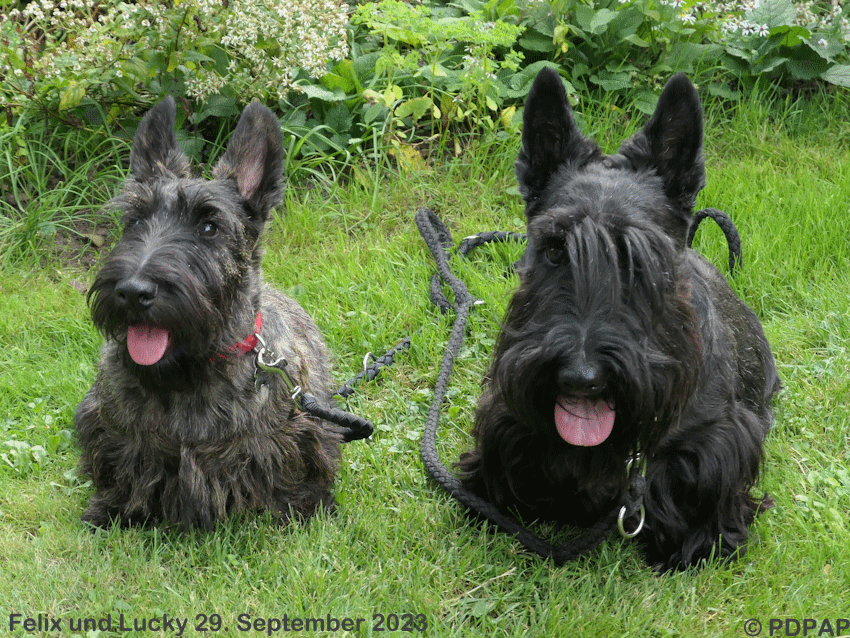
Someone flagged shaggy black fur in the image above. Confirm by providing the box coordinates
[76,98,342,530]
[456,68,780,570]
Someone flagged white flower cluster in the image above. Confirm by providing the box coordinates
[676,0,849,42]
[191,0,350,100]
[1,0,126,86]
[1,0,349,104]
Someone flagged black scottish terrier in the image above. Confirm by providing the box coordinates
[457,68,780,570]
[75,98,342,529]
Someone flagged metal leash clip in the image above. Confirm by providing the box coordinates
[253,333,304,407]
[617,453,647,539]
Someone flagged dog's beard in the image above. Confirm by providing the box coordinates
[488,313,693,461]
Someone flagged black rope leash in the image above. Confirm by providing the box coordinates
[323,337,414,442]
[417,205,742,564]
[254,327,413,443]
[688,207,742,273]
[334,337,412,398]
[416,208,640,563]
[252,333,379,443]
[301,393,375,443]
[428,230,528,314]
[322,337,412,442]
[284,347,409,442]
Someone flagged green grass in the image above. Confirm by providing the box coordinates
[0,115,129,267]
[1,84,849,637]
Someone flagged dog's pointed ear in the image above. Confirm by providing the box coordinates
[619,74,706,210]
[213,101,284,222]
[515,67,598,212]
[129,97,192,182]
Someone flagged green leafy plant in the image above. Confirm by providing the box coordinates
[467,0,729,111]
[351,0,526,133]
[500,0,850,108]
[716,0,850,87]
[0,0,349,119]
[1,398,73,478]
[2,0,849,205]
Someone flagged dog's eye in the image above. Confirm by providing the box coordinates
[544,246,565,266]
[122,215,142,230]
[198,222,218,238]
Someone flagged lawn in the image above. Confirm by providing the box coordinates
[1,83,849,637]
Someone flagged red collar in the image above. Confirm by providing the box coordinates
[214,312,262,359]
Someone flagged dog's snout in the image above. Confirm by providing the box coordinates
[558,360,604,395]
[115,276,158,312]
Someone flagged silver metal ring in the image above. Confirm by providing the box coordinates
[618,504,646,538]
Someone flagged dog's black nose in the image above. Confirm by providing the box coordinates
[115,276,158,312]
[558,361,605,395]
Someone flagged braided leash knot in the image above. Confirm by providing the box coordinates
[334,337,412,398]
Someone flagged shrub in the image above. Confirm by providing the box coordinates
[1,0,847,185]
[515,0,727,105]
[0,0,349,120]
[713,0,850,88]
[351,0,526,132]
[510,0,849,105]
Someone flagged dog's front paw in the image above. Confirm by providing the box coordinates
[81,495,130,530]
[179,498,216,531]
[649,532,749,572]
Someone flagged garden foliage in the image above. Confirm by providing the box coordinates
[0,0,848,167]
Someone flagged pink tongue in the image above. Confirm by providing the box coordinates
[126,325,172,366]
[554,397,615,446]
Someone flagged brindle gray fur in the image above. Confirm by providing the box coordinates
[75,98,341,529]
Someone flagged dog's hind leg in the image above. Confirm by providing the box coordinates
[249,416,341,523]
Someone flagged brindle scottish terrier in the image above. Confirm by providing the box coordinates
[75,98,342,529]
[457,68,780,570]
